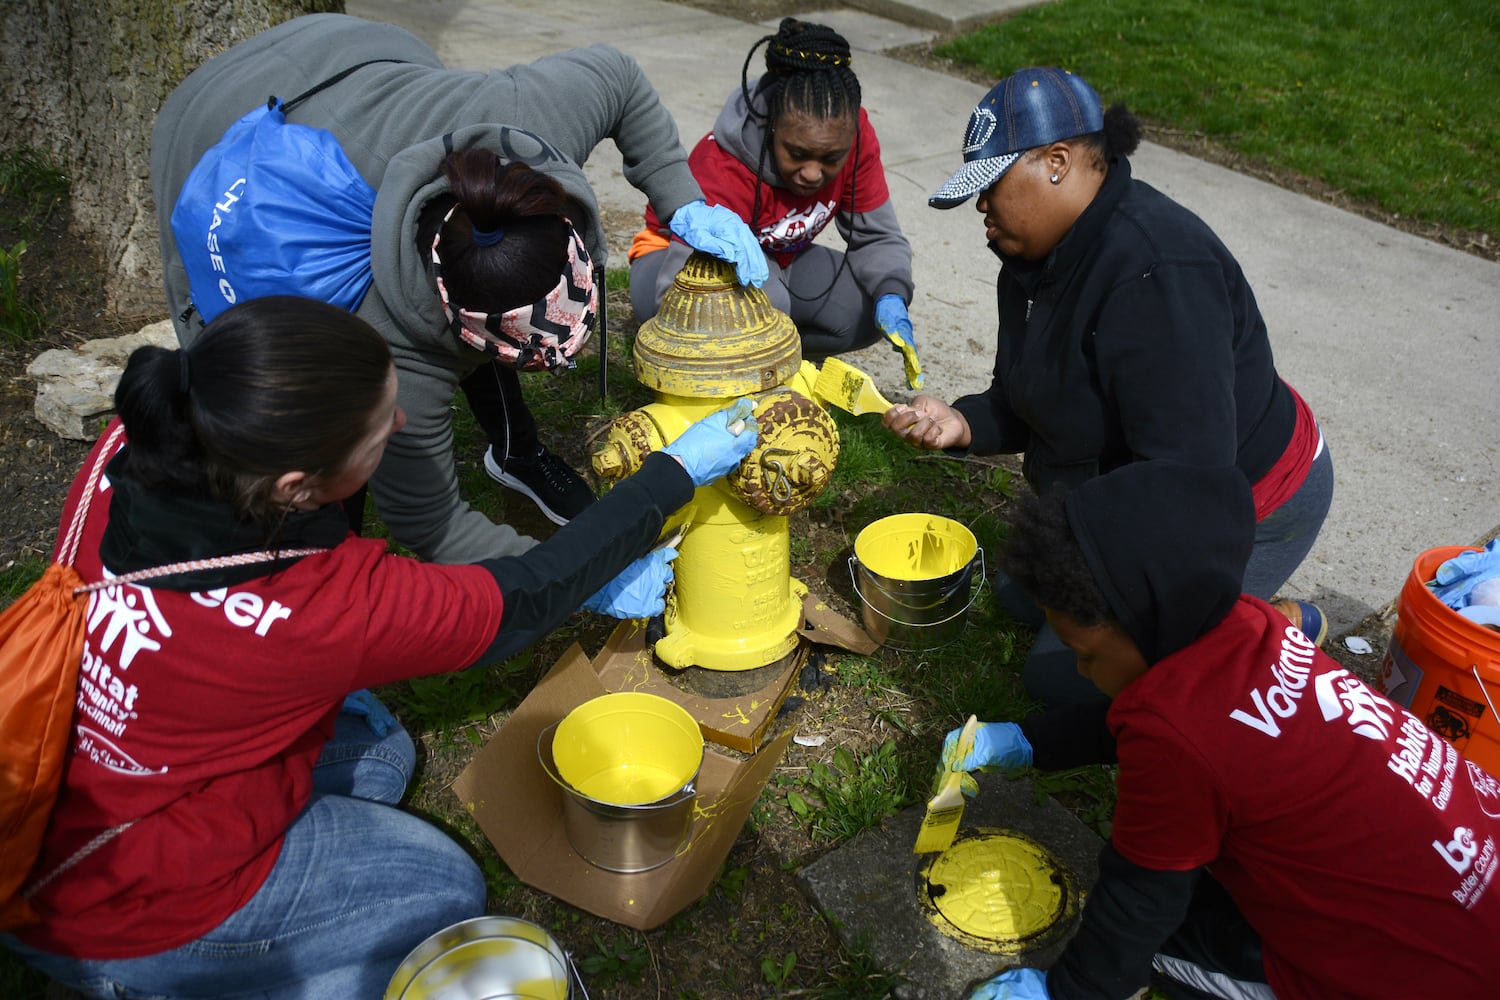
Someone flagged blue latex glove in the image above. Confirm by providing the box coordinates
[969,967,1050,1000]
[341,689,398,737]
[582,546,677,618]
[943,721,1033,773]
[1433,539,1500,609]
[875,293,923,390]
[669,200,769,288]
[662,398,759,487]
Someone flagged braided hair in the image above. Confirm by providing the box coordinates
[741,18,865,295]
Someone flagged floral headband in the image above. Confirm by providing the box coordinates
[431,205,597,373]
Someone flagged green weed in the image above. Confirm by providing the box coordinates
[0,557,48,603]
[0,240,43,343]
[0,148,69,343]
[1029,765,1120,840]
[384,654,534,740]
[577,929,650,986]
[0,148,68,228]
[789,741,908,841]
[798,935,911,999]
[760,950,796,994]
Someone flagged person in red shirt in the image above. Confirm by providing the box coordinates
[628,18,922,388]
[2,296,756,999]
[948,460,1500,999]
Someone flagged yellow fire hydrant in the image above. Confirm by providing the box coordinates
[592,253,840,671]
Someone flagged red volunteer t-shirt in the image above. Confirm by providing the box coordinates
[1109,597,1500,997]
[20,425,505,958]
[646,109,889,270]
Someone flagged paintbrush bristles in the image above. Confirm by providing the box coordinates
[813,357,894,416]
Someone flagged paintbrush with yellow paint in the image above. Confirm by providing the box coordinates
[812,356,895,417]
[914,715,979,854]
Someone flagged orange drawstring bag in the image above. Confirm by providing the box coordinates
[0,424,119,932]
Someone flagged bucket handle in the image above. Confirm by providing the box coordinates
[566,950,592,1000]
[846,549,986,629]
[536,721,697,809]
[1471,663,1500,723]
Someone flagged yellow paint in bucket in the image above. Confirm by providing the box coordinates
[916,829,1081,957]
[553,693,703,805]
[850,514,983,650]
[856,513,976,581]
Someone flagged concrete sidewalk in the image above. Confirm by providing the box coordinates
[349,0,1500,637]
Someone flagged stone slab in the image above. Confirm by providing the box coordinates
[840,0,1050,33]
[797,772,1101,997]
[762,9,936,51]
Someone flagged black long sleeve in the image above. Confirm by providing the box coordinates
[1019,700,1118,770]
[472,451,694,664]
[1047,844,1198,999]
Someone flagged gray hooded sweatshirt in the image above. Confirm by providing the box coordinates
[150,14,703,563]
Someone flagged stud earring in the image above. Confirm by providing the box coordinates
[1050,173,1061,184]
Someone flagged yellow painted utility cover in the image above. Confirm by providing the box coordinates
[917,828,1080,956]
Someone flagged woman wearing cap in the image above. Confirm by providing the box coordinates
[628,18,923,389]
[2,296,756,998]
[152,13,763,546]
[885,67,1333,707]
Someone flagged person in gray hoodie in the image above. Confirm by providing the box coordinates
[151,13,763,556]
[628,18,922,389]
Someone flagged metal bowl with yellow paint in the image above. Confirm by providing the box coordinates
[384,915,573,1000]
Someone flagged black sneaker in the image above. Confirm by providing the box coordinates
[484,445,596,525]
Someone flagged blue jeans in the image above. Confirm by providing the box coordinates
[1014,443,1335,708]
[7,710,487,999]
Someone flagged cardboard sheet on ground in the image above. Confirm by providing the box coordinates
[453,643,792,931]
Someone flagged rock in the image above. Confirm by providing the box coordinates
[27,319,175,439]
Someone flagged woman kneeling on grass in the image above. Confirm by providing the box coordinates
[1,296,756,999]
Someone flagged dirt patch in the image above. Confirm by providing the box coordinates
[0,188,155,570]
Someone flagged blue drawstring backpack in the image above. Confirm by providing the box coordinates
[169,63,402,324]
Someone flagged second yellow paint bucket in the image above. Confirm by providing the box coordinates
[851,514,983,650]
[548,693,704,873]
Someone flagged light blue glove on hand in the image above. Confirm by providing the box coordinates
[943,721,1033,773]
[969,967,1050,1000]
[875,293,923,390]
[1433,538,1500,609]
[669,200,769,288]
[662,398,759,487]
[341,689,398,738]
[582,546,677,619]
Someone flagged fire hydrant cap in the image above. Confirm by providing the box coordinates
[635,252,802,397]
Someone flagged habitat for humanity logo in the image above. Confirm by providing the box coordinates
[75,579,172,776]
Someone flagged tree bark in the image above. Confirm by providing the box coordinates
[0,0,342,319]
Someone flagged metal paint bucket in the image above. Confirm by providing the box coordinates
[384,915,583,1000]
[850,513,984,650]
[540,692,703,873]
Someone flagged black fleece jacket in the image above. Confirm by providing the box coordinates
[953,157,1294,496]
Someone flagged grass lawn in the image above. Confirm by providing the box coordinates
[939,0,1500,238]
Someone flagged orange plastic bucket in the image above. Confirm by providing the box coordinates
[1378,546,1500,776]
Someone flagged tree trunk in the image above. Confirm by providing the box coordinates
[0,0,342,319]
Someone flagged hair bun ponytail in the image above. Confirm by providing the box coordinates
[765,18,852,74]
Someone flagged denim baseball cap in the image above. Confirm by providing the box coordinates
[929,67,1103,209]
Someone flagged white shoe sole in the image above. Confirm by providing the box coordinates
[483,449,570,526]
